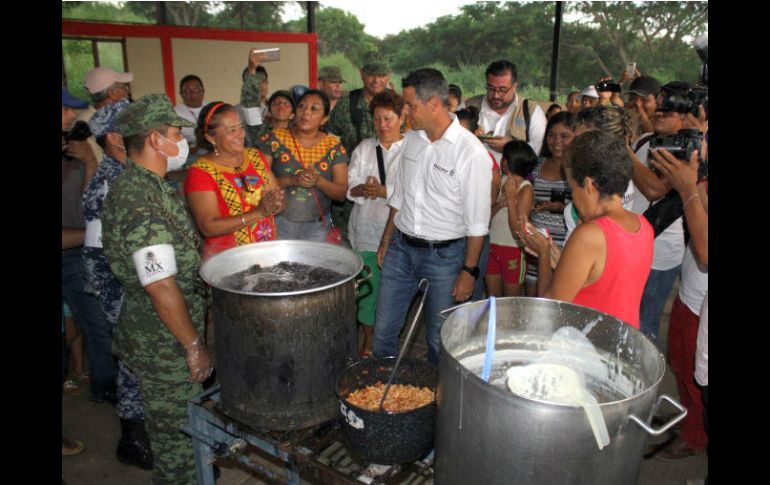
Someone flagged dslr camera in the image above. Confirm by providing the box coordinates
[63,120,93,142]
[649,128,703,163]
[657,83,708,116]
[595,80,621,93]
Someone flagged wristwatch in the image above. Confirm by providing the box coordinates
[461,265,480,280]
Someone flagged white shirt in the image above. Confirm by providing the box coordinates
[632,137,685,271]
[347,137,404,252]
[477,94,546,162]
[679,241,708,316]
[390,114,492,240]
[175,103,206,146]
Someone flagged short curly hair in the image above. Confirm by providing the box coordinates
[565,130,632,198]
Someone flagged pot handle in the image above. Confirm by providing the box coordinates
[355,264,373,291]
[628,394,688,436]
[438,302,466,320]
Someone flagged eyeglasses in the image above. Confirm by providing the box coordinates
[485,84,514,96]
[182,88,203,95]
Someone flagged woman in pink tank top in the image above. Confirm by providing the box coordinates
[520,131,653,328]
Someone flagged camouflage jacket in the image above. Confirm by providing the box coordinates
[81,155,126,325]
[101,160,206,369]
[326,89,374,154]
[240,70,268,148]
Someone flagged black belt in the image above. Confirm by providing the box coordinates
[401,232,462,249]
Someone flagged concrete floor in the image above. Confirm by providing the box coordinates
[62,288,707,484]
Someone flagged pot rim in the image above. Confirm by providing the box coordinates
[200,240,363,297]
[441,346,666,408]
[439,297,668,407]
[336,356,438,416]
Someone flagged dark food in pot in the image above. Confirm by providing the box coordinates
[346,382,435,412]
[221,261,346,292]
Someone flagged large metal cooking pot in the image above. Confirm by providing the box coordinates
[200,240,369,430]
[434,297,686,485]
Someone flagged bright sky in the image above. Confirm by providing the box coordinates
[283,0,480,38]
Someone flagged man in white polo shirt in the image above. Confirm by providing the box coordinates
[373,68,492,364]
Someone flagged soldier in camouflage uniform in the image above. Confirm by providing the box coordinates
[326,52,392,244]
[237,48,270,149]
[102,94,212,485]
[82,97,154,470]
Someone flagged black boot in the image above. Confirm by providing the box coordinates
[116,418,154,470]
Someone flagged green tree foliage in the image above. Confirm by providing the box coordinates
[62,1,154,23]
[565,1,708,83]
[287,6,378,65]
[205,2,286,30]
[380,1,707,97]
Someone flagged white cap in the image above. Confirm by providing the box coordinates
[579,85,599,100]
[84,67,134,94]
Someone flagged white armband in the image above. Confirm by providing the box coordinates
[84,219,103,248]
[242,106,263,126]
[132,244,177,287]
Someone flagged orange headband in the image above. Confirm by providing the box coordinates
[203,102,226,133]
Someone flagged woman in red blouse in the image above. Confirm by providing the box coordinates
[184,102,285,259]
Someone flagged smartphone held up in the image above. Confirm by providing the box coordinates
[252,48,281,62]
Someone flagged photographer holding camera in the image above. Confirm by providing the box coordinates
[595,77,625,108]
[649,137,708,461]
[628,80,707,345]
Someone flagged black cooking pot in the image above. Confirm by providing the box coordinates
[336,356,438,465]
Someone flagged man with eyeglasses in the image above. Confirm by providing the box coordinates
[465,60,547,163]
[175,74,208,152]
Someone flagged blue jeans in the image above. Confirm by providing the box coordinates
[373,230,466,364]
[639,265,681,342]
[61,248,116,397]
[275,213,331,242]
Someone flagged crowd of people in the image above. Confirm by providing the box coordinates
[62,47,708,484]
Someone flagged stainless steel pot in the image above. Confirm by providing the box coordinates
[434,297,686,485]
[200,240,370,430]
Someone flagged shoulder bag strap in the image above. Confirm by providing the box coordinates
[375,144,386,185]
[523,99,531,143]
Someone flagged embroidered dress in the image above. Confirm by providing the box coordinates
[261,128,349,222]
[185,148,276,257]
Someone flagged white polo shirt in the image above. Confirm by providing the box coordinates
[389,114,492,241]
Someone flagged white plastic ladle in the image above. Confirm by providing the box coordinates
[506,362,610,450]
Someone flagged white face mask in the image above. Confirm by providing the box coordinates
[157,135,189,171]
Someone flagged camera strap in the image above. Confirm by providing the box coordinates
[633,133,656,154]
[642,190,683,238]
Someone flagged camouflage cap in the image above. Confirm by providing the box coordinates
[116,93,195,137]
[361,52,391,75]
[318,66,345,82]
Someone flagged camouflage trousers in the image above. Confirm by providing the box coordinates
[117,360,145,421]
[131,349,200,485]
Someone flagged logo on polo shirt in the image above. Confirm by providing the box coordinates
[433,162,455,177]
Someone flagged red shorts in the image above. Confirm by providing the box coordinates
[485,243,527,284]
